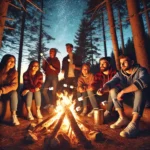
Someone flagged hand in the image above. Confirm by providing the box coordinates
[22,90,29,96]
[87,85,93,91]
[49,65,56,71]
[117,90,124,101]
[96,88,104,96]
[35,88,40,92]
[78,87,85,93]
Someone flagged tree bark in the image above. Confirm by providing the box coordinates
[0,0,10,48]
[18,1,27,91]
[142,0,150,36]
[105,0,120,70]
[101,10,107,57]
[126,0,150,72]
[117,2,125,54]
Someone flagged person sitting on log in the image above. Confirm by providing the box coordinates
[76,63,98,117]
[22,60,43,120]
[0,54,20,125]
[94,57,116,121]
[97,54,150,138]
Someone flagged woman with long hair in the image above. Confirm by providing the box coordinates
[22,60,43,120]
[0,54,20,125]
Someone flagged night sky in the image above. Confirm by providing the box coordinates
[45,0,87,61]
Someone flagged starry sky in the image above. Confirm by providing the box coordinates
[45,0,87,62]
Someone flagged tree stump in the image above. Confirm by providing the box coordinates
[0,100,12,123]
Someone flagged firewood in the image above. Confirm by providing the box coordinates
[65,108,93,149]
[57,133,71,149]
[24,132,38,144]
[32,112,56,132]
[44,136,60,150]
[88,131,104,142]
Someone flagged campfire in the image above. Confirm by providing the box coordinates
[25,89,104,149]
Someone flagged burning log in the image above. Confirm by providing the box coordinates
[32,112,56,132]
[65,108,93,149]
[44,112,65,149]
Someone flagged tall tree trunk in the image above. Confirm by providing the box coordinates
[101,10,107,57]
[117,2,125,54]
[126,0,150,72]
[38,0,43,65]
[105,0,120,70]
[142,0,150,36]
[18,1,27,91]
[0,0,10,48]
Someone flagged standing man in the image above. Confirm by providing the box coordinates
[94,57,116,119]
[62,43,82,89]
[97,54,150,138]
[42,48,60,110]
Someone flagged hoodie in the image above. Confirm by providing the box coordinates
[105,64,150,90]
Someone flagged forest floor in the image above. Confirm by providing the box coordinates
[0,108,150,150]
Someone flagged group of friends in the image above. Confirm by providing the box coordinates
[0,43,150,139]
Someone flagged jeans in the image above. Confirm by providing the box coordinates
[110,88,147,116]
[0,90,18,111]
[24,91,41,107]
[77,91,98,109]
[42,75,58,106]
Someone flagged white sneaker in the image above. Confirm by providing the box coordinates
[87,109,94,117]
[120,122,139,138]
[37,110,43,119]
[12,115,20,126]
[27,112,34,120]
[110,117,129,129]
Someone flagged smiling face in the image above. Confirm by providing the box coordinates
[31,62,39,73]
[100,59,110,72]
[6,57,15,71]
[82,65,89,76]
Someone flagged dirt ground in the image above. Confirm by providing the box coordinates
[1,108,150,150]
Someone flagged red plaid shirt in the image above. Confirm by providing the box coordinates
[94,68,116,90]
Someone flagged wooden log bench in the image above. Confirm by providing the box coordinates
[0,100,12,123]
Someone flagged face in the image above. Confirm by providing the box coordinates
[82,65,89,76]
[49,50,55,58]
[7,57,15,70]
[100,59,110,72]
[31,62,39,72]
[120,58,132,71]
[66,45,73,54]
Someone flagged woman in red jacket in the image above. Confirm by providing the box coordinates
[22,60,43,120]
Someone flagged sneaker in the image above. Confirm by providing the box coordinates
[43,104,51,109]
[110,117,129,129]
[27,112,34,120]
[87,109,94,117]
[37,110,43,119]
[80,107,87,116]
[120,122,139,138]
[12,115,20,126]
